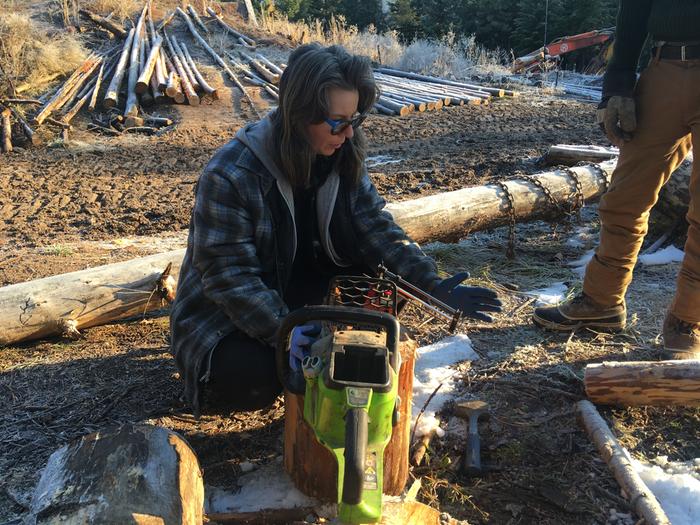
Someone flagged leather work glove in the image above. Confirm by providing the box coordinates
[289,322,321,371]
[596,96,636,146]
[433,273,502,323]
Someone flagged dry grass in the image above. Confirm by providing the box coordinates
[82,0,138,21]
[0,12,86,95]
[259,12,509,79]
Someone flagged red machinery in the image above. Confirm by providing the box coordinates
[512,28,615,74]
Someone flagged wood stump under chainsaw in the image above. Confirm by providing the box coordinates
[283,332,416,501]
[26,424,204,525]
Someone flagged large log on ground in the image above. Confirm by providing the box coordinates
[0,250,181,346]
[576,400,671,525]
[284,334,415,501]
[544,144,619,165]
[655,152,692,225]
[26,424,203,525]
[385,160,617,243]
[584,360,700,406]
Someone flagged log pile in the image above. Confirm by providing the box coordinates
[0,2,261,147]
[373,67,519,116]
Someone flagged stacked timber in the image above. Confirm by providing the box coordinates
[372,67,518,116]
[4,2,241,143]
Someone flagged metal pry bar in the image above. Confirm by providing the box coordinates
[376,264,463,332]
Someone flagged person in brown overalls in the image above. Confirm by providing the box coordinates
[533,0,700,359]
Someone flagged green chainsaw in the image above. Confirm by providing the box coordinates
[276,276,402,524]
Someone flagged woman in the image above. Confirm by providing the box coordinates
[170,44,501,415]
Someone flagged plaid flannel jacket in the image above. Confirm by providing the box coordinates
[170,119,440,411]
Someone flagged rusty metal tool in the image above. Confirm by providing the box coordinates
[454,400,489,476]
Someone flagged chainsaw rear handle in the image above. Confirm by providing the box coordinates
[342,407,368,505]
[276,305,400,394]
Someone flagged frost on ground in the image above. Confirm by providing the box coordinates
[524,282,568,306]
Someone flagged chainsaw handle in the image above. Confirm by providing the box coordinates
[276,305,400,394]
[342,407,368,505]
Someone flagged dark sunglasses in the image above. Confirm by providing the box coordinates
[324,113,368,135]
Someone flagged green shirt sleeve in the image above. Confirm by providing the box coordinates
[603,0,652,99]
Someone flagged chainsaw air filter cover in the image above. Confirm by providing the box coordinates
[327,330,393,393]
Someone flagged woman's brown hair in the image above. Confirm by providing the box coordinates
[270,43,378,188]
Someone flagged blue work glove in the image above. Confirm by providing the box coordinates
[433,272,502,322]
[289,322,321,371]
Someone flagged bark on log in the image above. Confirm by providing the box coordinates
[385,160,616,243]
[1,107,12,153]
[124,6,148,119]
[104,28,136,109]
[0,251,181,346]
[576,400,671,525]
[5,104,38,145]
[206,7,256,46]
[33,55,102,124]
[163,33,199,106]
[78,8,127,38]
[180,42,219,99]
[256,54,284,76]
[584,360,700,406]
[376,67,510,97]
[136,35,163,94]
[284,334,415,501]
[88,62,105,111]
[170,35,200,92]
[187,4,209,33]
[656,153,692,224]
[26,424,203,525]
[544,144,619,166]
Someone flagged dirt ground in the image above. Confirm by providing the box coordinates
[1,18,698,525]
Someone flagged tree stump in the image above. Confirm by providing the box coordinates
[284,332,416,501]
[26,424,204,525]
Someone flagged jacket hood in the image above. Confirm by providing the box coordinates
[234,115,287,184]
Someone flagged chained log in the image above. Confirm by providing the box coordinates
[1,107,12,152]
[584,360,700,406]
[78,8,127,38]
[0,251,181,346]
[576,401,671,525]
[26,425,203,525]
[104,28,136,108]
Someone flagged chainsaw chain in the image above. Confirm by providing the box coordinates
[495,180,517,259]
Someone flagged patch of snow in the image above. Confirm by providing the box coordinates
[567,248,595,277]
[629,455,700,525]
[523,282,568,306]
[412,334,478,438]
[366,155,402,168]
[639,245,684,266]
[207,461,317,514]
[565,226,597,248]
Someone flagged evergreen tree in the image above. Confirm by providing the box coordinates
[388,0,421,40]
[342,0,383,29]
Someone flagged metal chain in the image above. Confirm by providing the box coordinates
[518,174,565,215]
[560,166,585,220]
[586,162,612,193]
[495,180,517,259]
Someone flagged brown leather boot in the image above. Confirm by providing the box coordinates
[662,314,700,360]
[532,292,626,331]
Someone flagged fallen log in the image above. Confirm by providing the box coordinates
[242,0,259,27]
[5,104,38,145]
[26,424,203,525]
[0,252,180,346]
[576,400,671,525]
[186,4,209,33]
[655,152,692,225]
[78,8,127,39]
[1,106,12,152]
[376,66,511,97]
[544,144,619,165]
[124,6,149,121]
[104,28,136,108]
[206,7,256,47]
[135,34,163,94]
[180,42,219,99]
[170,34,200,92]
[163,32,200,106]
[88,62,105,111]
[584,360,700,406]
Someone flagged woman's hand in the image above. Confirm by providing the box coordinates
[433,273,502,322]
